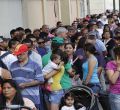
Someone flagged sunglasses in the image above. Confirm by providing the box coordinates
[38,41,45,44]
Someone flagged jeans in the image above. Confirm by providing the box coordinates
[49,89,64,104]
[87,83,101,94]
[109,93,120,110]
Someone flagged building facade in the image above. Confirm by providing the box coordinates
[0,0,119,37]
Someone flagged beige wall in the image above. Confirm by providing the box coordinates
[45,0,60,27]
[70,0,77,23]
[60,0,81,25]
[90,0,105,14]
[22,0,43,30]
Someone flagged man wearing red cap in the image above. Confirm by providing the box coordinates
[10,44,44,110]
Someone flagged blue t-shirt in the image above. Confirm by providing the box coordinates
[82,56,99,83]
[10,59,44,108]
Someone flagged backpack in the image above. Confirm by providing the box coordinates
[0,51,11,59]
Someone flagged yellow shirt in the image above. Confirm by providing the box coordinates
[51,66,64,91]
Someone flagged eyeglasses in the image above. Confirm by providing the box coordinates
[38,41,45,44]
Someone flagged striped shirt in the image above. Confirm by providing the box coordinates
[10,59,44,109]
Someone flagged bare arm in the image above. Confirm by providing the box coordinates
[85,58,97,84]
[19,80,43,89]
[44,70,58,80]
[67,68,75,77]
[1,68,12,79]
[106,69,120,84]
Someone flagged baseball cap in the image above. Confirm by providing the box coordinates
[52,37,64,45]
[13,44,28,56]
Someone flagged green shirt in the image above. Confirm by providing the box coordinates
[61,62,72,89]
[42,52,51,67]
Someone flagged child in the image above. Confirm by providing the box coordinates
[42,53,63,91]
[60,92,86,110]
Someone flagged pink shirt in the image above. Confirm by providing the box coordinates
[106,61,120,94]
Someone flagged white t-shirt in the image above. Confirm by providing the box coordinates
[61,105,75,110]
[61,105,86,110]
[5,98,36,110]
[0,51,17,70]
[42,60,58,83]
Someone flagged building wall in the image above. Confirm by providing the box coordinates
[0,0,119,37]
[22,0,44,30]
[0,0,23,38]
[89,0,105,14]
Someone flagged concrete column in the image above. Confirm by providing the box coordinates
[42,0,47,24]
[76,0,81,18]
[58,0,61,20]
[60,0,71,25]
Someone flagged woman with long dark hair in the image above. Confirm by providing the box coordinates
[0,79,36,110]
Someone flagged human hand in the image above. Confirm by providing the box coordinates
[19,83,26,89]
[59,61,64,66]
[73,74,80,80]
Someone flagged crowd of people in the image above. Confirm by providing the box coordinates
[0,9,120,110]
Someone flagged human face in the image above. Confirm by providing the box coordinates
[2,83,16,99]
[68,30,76,37]
[65,96,74,107]
[30,38,37,49]
[17,52,28,62]
[60,32,68,39]
[65,44,74,55]
[43,25,49,34]
[114,37,120,45]
[75,36,81,44]
[38,39,45,48]
[12,41,19,50]
[54,55,61,64]
[104,32,111,39]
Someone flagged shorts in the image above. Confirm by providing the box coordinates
[49,89,64,104]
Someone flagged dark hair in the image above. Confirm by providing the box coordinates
[8,38,20,49]
[103,24,110,31]
[84,43,97,55]
[25,28,32,34]
[77,37,86,49]
[113,46,120,58]
[71,32,81,43]
[16,27,24,32]
[51,42,64,51]
[65,43,75,49]
[0,79,24,107]
[61,52,69,64]
[22,38,33,45]
[50,54,61,61]
[10,29,16,36]
[56,21,62,27]
[102,31,112,39]
[26,34,36,39]
[33,29,40,32]
[50,28,57,35]
[59,92,75,110]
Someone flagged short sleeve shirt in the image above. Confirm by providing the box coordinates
[10,59,44,106]
[106,61,120,94]
[61,62,72,89]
